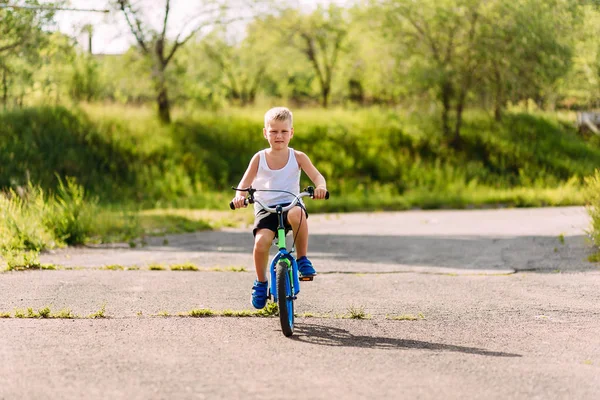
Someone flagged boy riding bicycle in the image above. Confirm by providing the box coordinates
[230,107,328,309]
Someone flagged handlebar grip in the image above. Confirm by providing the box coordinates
[229,199,249,210]
[325,191,329,200]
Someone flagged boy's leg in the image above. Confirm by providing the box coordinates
[251,228,275,309]
[253,229,275,281]
[287,207,315,276]
[286,207,308,258]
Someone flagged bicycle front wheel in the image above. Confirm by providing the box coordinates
[276,260,294,337]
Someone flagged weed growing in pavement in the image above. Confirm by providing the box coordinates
[341,306,371,320]
[89,304,107,319]
[255,302,279,317]
[6,306,77,318]
[102,264,125,271]
[188,308,216,317]
[170,263,199,271]
[148,264,166,270]
[54,308,76,318]
[210,266,247,272]
[386,313,426,321]
[558,233,565,245]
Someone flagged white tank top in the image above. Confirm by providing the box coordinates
[253,148,302,214]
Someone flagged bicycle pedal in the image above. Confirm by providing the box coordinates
[299,276,314,281]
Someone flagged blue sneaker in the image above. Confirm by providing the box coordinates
[297,256,316,277]
[251,280,268,309]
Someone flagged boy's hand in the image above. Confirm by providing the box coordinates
[314,186,327,200]
[231,195,248,208]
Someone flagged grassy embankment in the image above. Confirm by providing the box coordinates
[1,104,599,267]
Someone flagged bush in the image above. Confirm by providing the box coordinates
[585,169,600,248]
[44,176,99,246]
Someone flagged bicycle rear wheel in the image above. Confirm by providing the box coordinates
[276,261,294,337]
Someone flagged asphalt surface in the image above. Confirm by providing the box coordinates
[1,206,599,399]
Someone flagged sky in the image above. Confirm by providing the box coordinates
[46,0,349,54]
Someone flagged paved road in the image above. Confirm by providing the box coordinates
[1,207,599,399]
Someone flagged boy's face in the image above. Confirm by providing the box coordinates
[263,119,294,150]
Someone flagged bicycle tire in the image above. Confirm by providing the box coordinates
[276,260,294,337]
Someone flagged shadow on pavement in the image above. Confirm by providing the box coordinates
[292,323,521,358]
[130,230,593,272]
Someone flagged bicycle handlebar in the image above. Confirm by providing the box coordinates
[229,186,329,211]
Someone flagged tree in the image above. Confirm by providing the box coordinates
[281,5,349,108]
[378,0,577,146]
[113,0,257,123]
[201,30,267,106]
[379,0,485,148]
[478,0,577,119]
[0,0,58,107]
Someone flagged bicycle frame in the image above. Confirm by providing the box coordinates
[268,204,300,302]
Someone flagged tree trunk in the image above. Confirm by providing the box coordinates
[493,69,503,122]
[154,64,171,124]
[2,69,7,110]
[322,85,330,108]
[440,81,452,138]
[452,92,466,150]
[157,83,171,124]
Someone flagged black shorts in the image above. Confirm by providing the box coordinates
[252,203,308,236]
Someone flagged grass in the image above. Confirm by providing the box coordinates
[1,105,599,263]
[88,304,107,319]
[188,308,216,317]
[170,263,199,271]
[184,302,279,318]
[386,313,426,321]
[585,169,600,251]
[339,306,371,320]
[102,264,125,271]
[8,306,77,319]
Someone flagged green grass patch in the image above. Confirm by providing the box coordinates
[102,264,125,271]
[210,266,248,272]
[148,263,166,271]
[188,308,216,317]
[386,313,425,321]
[88,304,107,319]
[585,169,600,251]
[170,263,200,271]
[9,306,77,319]
[3,106,599,213]
[220,309,255,317]
[339,306,371,320]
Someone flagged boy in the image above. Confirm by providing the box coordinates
[230,107,327,309]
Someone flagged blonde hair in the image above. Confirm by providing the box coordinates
[264,107,293,128]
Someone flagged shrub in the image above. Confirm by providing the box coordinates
[585,169,600,248]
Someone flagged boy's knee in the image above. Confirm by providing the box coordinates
[287,207,304,225]
[254,231,274,251]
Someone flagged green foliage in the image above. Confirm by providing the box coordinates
[585,169,600,248]
[2,105,599,214]
[0,185,55,254]
[45,176,98,245]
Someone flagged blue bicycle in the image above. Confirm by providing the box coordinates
[230,186,328,337]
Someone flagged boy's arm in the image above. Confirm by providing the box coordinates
[232,153,259,208]
[295,151,327,199]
